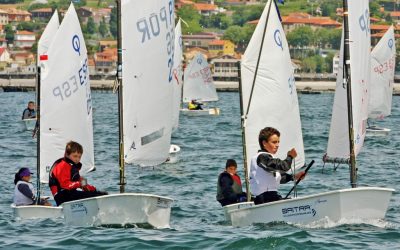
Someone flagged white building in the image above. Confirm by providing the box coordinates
[14,30,36,48]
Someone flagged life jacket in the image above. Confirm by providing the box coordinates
[49,157,82,196]
[216,172,243,201]
[188,102,197,110]
[13,180,34,206]
[249,151,281,196]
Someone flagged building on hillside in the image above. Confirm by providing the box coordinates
[77,7,93,23]
[14,30,36,49]
[7,8,31,22]
[99,40,117,52]
[182,32,219,49]
[93,8,111,23]
[209,54,240,82]
[208,39,235,56]
[247,12,341,33]
[11,51,34,66]
[0,47,11,63]
[94,48,117,74]
[281,13,341,32]
[222,0,262,6]
[332,53,339,75]
[0,9,9,25]
[0,37,7,47]
[390,11,400,24]
[193,3,220,16]
[30,8,53,20]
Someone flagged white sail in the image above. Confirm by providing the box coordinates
[326,0,370,159]
[40,3,94,182]
[368,26,395,119]
[183,52,218,102]
[122,0,174,166]
[241,0,305,172]
[172,20,183,131]
[37,10,59,61]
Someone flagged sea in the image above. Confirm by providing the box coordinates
[0,90,399,249]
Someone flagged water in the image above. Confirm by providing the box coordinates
[0,91,399,249]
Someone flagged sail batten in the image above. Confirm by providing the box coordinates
[172,20,183,131]
[122,0,174,166]
[241,0,305,175]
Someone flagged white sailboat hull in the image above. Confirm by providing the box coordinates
[224,187,394,227]
[21,118,36,131]
[62,193,173,228]
[11,203,63,219]
[180,108,220,116]
[366,126,390,136]
[166,144,181,164]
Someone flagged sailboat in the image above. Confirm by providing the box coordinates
[366,25,396,136]
[223,0,394,227]
[12,10,63,219]
[181,52,220,116]
[62,0,173,228]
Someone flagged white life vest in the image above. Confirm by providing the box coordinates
[249,151,281,196]
[13,181,34,206]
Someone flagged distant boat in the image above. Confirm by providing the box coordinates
[62,0,173,228]
[223,0,394,227]
[12,10,63,219]
[21,118,36,131]
[181,52,220,116]
[366,25,396,136]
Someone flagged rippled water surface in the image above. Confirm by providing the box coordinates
[0,91,399,249]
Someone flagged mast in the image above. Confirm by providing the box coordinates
[342,0,357,188]
[237,61,250,201]
[35,61,41,204]
[116,0,125,193]
[240,0,273,202]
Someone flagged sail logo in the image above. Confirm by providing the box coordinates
[282,205,316,217]
[388,38,394,50]
[72,35,81,56]
[288,75,295,95]
[359,9,370,36]
[70,202,88,215]
[274,29,283,50]
[53,58,89,102]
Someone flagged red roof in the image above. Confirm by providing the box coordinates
[248,13,340,27]
[0,47,6,56]
[15,30,35,35]
[209,40,226,46]
[390,11,400,17]
[193,3,217,11]
[30,8,52,13]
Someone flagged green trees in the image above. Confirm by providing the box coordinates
[5,24,14,44]
[109,7,117,38]
[86,17,97,34]
[177,5,202,34]
[99,17,108,38]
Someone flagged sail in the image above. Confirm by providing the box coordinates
[37,10,59,61]
[326,0,370,159]
[122,0,174,166]
[172,20,183,131]
[368,26,395,119]
[40,3,95,182]
[241,0,305,172]
[183,52,218,102]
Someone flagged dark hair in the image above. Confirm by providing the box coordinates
[65,141,83,155]
[14,167,29,185]
[28,101,34,105]
[225,159,237,169]
[258,127,280,149]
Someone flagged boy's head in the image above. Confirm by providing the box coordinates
[65,141,83,164]
[225,159,237,175]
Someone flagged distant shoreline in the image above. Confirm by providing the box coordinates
[1,78,400,95]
